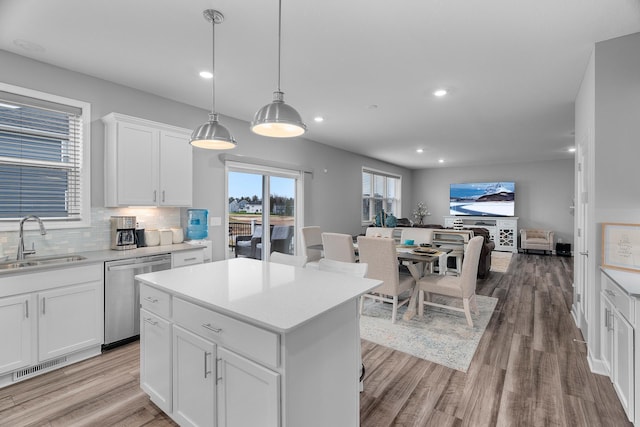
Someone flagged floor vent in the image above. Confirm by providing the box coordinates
[13,356,68,381]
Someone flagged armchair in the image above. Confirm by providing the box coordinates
[256,225,294,259]
[521,229,554,255]
[235,225,262,258]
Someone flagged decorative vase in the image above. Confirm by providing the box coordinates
[453,218,464,230]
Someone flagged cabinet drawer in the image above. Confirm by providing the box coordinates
[140,284,171,318]
[173,298,279,369]
[171,250,204,268]
[602,274,634,323]
[497,220,514,228]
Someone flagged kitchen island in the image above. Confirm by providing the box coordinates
[135,257,381,427]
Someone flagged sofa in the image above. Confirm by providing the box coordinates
[412,224,495,279]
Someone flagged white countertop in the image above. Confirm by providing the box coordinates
[136,258,382,333]
[602,268,640,297]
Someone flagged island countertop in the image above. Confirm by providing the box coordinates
[136,257,381,333]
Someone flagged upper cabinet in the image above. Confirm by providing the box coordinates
[102,113,193,207]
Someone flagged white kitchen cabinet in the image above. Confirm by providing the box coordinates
[217,347,279,427]
[37,282,103,361]
[103,112,193,207]
[600,271,635,422]
[140,308,172,414]
[0,294,35,375]
[171,249,204,268]
[172,325,216,427]
[0,264,104,388]
[443,215,519,252]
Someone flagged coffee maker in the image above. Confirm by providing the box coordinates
[110,216,137,250]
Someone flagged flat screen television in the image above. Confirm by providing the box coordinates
[449,181,515,216]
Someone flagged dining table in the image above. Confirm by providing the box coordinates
[306,240,452,320]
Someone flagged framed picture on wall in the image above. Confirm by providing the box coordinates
[602,222,640,272]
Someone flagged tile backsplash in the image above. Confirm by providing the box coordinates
[0,207,182,259]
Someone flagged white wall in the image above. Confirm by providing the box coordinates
[0,50,413,260]
[411,159,575,246]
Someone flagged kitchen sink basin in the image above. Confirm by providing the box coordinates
[0,255,87,270]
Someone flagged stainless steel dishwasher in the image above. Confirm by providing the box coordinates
[104,254,172,349]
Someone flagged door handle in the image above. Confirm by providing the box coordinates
[204,351,212,378]
[579,251,588,256]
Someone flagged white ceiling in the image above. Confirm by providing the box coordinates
[1,0,639,169]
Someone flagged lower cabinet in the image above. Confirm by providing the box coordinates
[0,264,104,387]
[600,271,635,422]
[140,308,172,414]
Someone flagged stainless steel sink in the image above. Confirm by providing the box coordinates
[0,255,87,270]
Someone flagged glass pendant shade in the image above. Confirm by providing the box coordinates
[191,113,237,149]
[251,91,306,137]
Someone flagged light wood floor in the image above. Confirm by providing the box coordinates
[0,254,632,426]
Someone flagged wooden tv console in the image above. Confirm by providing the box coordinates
[443,216,518,253]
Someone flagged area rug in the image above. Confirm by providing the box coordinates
[491,251,513,273]
[360,294,498,372]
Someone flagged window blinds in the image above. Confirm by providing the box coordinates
[0,93,83,219]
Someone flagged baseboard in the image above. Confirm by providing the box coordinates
[587,353,608,376]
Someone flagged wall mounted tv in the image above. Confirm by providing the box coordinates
[449,182,515,216]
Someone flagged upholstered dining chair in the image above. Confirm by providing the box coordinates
[270,251,308,267]
[357,236,415,324]
[300,226,323,269]
[321,232,357,263]
[318,258,368,278]
[399,228,433,246]
[417,236,483,327]
[365,227,394,238]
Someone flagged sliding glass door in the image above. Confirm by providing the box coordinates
[226,163,302,260]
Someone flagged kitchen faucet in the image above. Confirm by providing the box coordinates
[17,215,47,260]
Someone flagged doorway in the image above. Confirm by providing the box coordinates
[226,162,302,260]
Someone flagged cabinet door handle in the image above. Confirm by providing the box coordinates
[204,351,212,378]
[153,190,157,202]
[25,300,29,319]
[144,296,159,304]
[162,190,165,203]
[144,317,158,326]
[42,297,46,315]
[604,308,609,329]
[216,357,222,383]
[202,323,222,334]
[605,289,616,297]
[184,257,197,262]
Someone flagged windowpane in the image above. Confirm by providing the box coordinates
[362,172,371,197]
[387,177,396,198]
[361,198,371,221]
[0,90,84,221]
[361,169,401,223]
[373,175,384,198]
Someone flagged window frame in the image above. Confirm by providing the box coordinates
[361,167,401,226]
[0,82,91,230]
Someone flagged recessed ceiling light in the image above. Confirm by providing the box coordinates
[438,159,444,163]
[416,148,424,153]
[199,71,213,79]
[314,116,324,123]
[433,89,447,97]
[568,147,576,153]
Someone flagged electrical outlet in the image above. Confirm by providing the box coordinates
[210,216,221,226]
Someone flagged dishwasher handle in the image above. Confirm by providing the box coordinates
[107,259,171,271]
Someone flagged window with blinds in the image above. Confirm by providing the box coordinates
[362,168,401,224]
[0,87,88,223]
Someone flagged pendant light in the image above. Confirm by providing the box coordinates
[251,0,306,138]
[190,9,237,150]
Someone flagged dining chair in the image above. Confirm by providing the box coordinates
[321,232,357,263]
[365,227,394,238]
[318,258,368,278]
[356,236,415,324]
[417,236,483,327]
[300,226,323,269]
[270,251,308,267]
[399,228,433,246]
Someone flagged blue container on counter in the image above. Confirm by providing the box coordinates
[186,209,208,240]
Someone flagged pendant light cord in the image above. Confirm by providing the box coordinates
[211,16,216,115]
[277,0,282,92]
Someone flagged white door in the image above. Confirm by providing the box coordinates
[217,347,280,427]
[140,309,172,414]
[0,294,34,374]
[116,121,158,205]
[574,142,589,331]
[159,130,192,206]
[173,325,216,427]
[38,282,103,361]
